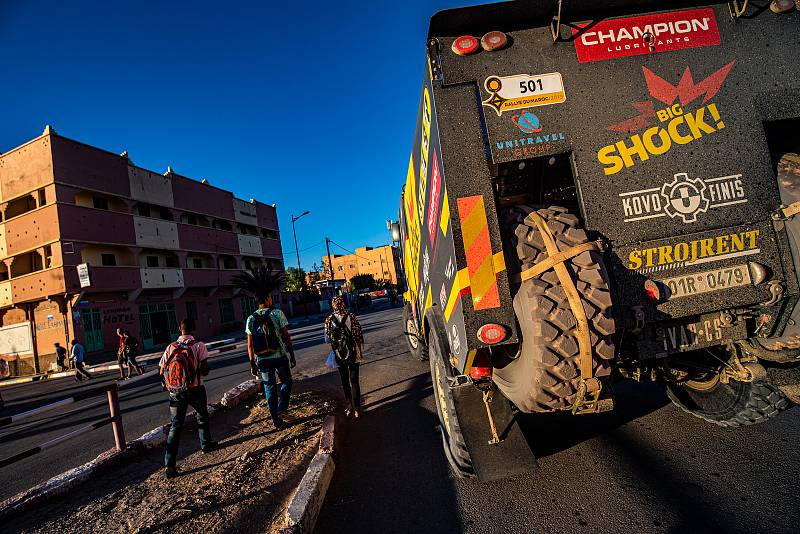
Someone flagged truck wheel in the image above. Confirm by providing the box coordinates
[493,206,616,412]
[403,304,428,361]
[665,373,790,427]
[429,329,474,478]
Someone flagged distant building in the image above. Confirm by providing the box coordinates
[0,127,284,375]
[322,245,400,287]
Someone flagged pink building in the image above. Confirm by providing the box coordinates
[0,126,284,375]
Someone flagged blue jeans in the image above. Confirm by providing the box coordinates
[164,386,211,468]
[260,362,292,423]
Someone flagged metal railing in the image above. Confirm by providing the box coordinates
[0,383,126,469]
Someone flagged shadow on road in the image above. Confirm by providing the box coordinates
[518,379,670,459]
[313,370,463,534]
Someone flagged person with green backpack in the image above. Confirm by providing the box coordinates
[246,292,296,429]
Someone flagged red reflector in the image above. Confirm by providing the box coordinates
[644,280,660,301]
[477,323,508,344]
[481,31,508,51]
[470,366,492,380]
[452,35,479,56]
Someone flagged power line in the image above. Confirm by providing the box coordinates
[328,240,386,262]
[281,239,325,256]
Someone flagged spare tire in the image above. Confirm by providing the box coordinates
[492,206,616,413]
[665,371,790,427]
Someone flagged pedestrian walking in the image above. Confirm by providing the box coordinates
[70,340,92,381]
[159,318,217,479]
[325,296,364,418]
[54,342,69,372]
[116,328,129,380]
[233,266,296,429]
[0,358,8,411]
[122,331,144,376]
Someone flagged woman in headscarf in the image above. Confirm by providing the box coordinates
[325,296,364,417]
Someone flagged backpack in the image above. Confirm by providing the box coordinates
[330,314,356,361]
[163,341,197,395]
[251,310,282,359]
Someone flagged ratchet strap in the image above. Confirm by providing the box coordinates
[781,201,800,219]
[523,211,603,413]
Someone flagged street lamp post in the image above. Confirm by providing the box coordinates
[291,210,311,316]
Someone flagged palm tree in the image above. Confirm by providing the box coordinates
[232,266,285,303]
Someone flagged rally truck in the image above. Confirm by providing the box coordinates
[393,0,800,480]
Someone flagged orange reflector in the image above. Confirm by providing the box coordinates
[452,35,479,56]
[481,31,508,51]
[470,366,492,380]
[477,323,507,344]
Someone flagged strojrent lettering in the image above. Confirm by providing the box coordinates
[627,230,759,270]
[598,103,725,176]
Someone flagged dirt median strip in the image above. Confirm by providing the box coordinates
[2,389,338,533]
[0,375,256,521]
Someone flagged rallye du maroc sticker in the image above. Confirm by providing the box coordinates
[482,72,566,116]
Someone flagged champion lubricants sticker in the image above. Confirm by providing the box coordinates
[573,8,720,63]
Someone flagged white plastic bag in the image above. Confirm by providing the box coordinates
[325,351,338,369]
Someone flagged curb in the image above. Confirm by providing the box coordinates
[0,339,246,389]
[0,377,258,521]
[281,415,337,534]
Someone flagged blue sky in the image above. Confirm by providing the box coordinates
[0,0,481,271]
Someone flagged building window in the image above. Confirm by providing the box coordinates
[165,256,179,268]
[186,214,198,225]
[38,189,46,207]
[146,255,159,267]
[241,295,257,319]
[92,196,109,210]
[186,301,198,321]
[137,205,151,217]
[43,245,53,268]
[101,253,117,266]
[192,258,203,269]
[219,298,235,326]
[63,242,74,254]
[159,208,174,221]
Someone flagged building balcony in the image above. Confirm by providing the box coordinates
[140,267,183,289]
[177,224,239,255]
[2,204,61,256]
[133,216,179,249]
[183,268,237,288]
[238,234,262,256]
[63,265,141,293]
[0,281,12,307]
[261,237,282,258]
[57,203,136,245]
[11,267,67,304]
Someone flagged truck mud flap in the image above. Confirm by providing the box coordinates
[451,384,538,481]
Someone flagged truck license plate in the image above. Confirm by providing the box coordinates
[656,314,747,354]
[657,264,752,300]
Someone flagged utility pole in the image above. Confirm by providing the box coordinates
[325,237,336,296]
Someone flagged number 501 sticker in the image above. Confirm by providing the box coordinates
[482,72,566,116]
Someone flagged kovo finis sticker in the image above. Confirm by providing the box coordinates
[482,72,566,116]
[619,172,747,224]
[572,8,720,63]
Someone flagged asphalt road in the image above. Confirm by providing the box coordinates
[0,303,397,502]
[316,309,800,534]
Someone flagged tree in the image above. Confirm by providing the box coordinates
[285,267,306,292]
[306,262,325,285]
[349,274,376,291]
[231,266,285,301]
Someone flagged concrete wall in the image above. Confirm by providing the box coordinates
[0,136,54,202]
[12,268,67,303]
[0,281,12,307]
[50,135,130,197]
[177,224,239,254]
[128,165,174,206]
[58,203,137,245]
[256,201,279,230]
[134,217,179,249]
[233,197,258,225]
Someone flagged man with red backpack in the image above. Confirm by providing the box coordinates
[246,292,296,429]
[159,318,218,479]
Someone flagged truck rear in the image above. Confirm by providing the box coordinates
[395,0,800,480]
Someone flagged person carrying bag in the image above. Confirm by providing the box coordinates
[325,296,364,418]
